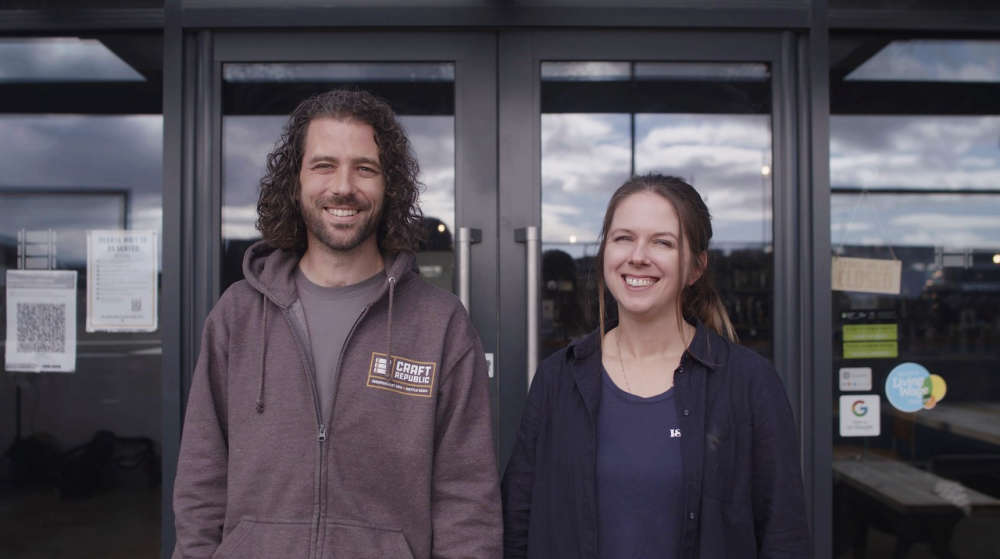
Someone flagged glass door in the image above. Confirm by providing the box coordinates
[496,29,804,478]
[198,30,499,439]
[829,36,1000,559]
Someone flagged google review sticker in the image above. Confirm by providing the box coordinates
[840,394,880,437]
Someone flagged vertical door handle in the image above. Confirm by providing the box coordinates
[515,226,539,392]
[456,227,481,312]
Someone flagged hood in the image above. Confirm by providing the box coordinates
[241,239,419,415]
[240,240,418,307]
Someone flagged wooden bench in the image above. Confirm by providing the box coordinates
[891,402,1000,447]
[833,456,1000,559]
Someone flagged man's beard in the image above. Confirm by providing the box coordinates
[301,192,383,253]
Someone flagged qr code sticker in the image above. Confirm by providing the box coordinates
[16,303,66,354]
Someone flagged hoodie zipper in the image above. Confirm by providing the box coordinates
[280,273,396,559]
[279,309,326,559]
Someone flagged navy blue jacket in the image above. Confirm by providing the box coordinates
[501,322,810,559]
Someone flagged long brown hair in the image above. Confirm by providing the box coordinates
[596,174,737,343]
[256,89,424,253]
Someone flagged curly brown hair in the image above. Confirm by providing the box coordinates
[256,89,424,254]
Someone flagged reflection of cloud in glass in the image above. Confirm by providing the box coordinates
[637,114,772,245]
[224,62,454,83]
[0,37,145,82]
[0,116,162,189]
[831,116,1000,190]
[541,113,630,245]
[222,115,454,240]
[832,194,1000,248]
[541,113,773,247]
[0,194,127,266]
[847,40,1000,83]
[404,116,455,234]
[635,62,769,81]
[0,115,164,263]
[541,62,630,81]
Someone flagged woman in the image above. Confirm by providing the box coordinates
[502,174,810,559]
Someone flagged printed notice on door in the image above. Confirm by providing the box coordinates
[86,230,158,332]
[5,270,77,373]
[832,256,902,295]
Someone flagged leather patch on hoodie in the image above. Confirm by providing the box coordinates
[366,352,437,398]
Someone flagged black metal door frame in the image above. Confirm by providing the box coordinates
[495,30,828,559]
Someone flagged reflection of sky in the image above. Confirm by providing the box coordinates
[541,113,772,249]
[224,62,454,82]
[222,115,455,240]
[831,116,1000,248]
[0,115,164,266]
[0,37,145,82]
[848,40,1000,83]
[833,195,1000,250]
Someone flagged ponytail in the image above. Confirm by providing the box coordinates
[683,269,738,343]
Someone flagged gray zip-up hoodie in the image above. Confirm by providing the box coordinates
[172,241,502,559]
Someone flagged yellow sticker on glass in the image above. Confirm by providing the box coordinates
[923,374,947,410]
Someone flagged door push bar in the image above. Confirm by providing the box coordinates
[456,227,482,312]
[515,226,539,393]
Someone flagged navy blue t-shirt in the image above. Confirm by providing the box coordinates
[597,367,685,559]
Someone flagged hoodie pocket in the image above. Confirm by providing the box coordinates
[322,521,415,559]
[211,519,311,559]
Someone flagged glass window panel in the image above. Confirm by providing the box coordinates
[831,36,1000,559]
[831,0,998,13]
[540,60,773,358]
[833,194,1000,249]
[634,62,770,81]
[0,34,163,558]
[541,61,632,82]
[221,62,456,294]
[846,40,1000,83]
[0,38,146,82]
[832,116,1000,191]
[223,62,454,83]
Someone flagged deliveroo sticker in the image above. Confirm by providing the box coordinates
[885,362,930,412]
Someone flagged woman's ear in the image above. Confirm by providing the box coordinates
[687,251,708,286]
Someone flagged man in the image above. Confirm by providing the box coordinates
[172,89,502,558]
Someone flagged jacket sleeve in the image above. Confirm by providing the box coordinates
[172,310,230,559]
[431,323,503,559]
[500,362,547,559]
[750,364,812,558]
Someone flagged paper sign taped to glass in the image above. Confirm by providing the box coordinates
[832,256,902,295]
[86,230,158,332]
[5,270,77,373]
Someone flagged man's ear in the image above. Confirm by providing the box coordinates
[687,251,708,286]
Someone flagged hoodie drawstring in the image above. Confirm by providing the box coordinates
[256,293,269,414]
[386,276,396,367]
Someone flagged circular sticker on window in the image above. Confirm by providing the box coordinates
[885,362,930,412]
[923,374,947,410]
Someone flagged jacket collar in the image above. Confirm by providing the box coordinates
[685,320,721,371]
[565,319,722,414]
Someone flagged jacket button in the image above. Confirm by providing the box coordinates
[682,409,690,416]
[688,512,696,520]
